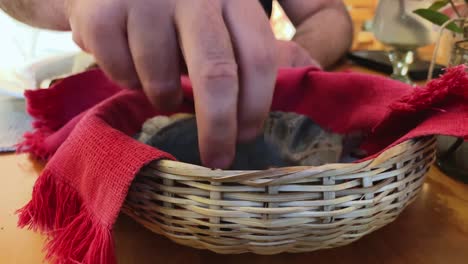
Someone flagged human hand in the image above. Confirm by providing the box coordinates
[275,40,322,68]
[67,0,278,168]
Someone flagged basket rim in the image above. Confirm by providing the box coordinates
[126,136,436,254]
[144,136,436,180]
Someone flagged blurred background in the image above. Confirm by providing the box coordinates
[0,0,464,92]
[0,11,78,69]
[0,0,380,68]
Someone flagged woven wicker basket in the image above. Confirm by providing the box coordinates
[123,136,436,254]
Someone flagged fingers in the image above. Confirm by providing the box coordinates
[276,40,322,68]
[289,42,321,68]
[222,0,278,142]
[175,0,238,169]
[71,5,139,88]
[70,0,280,170]
[127,2,183,111]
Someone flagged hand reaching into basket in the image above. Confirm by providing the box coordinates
[0,0,353,169]
[63,0,280,169]
[66,0,317,169]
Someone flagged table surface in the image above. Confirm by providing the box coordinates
[2,150,468,264]
[1,59,468,264]
[4,5,467,264]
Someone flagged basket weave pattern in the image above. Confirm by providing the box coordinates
[124,137,436,254]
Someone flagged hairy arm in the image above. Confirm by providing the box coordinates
[0,0,70,30]
[280,0,353,69]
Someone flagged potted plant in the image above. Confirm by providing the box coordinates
[414,0,468,64]
[413,0,467,33]
[414,0,468,183]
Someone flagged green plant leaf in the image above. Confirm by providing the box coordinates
[428,0,449,10]
[413,8,463,33]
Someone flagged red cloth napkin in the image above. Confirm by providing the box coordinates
[17,66,468,264]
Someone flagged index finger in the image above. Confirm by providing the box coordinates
[175,0,239,169]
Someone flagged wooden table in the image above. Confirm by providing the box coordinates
[1,58,468,264]
[2,148,468,264]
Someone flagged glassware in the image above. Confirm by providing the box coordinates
[373,0,437,84]
[436,39,468,183]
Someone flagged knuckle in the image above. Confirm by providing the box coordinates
[199,60,238,83]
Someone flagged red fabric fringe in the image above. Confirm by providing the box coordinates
[16,90,62,160]
[17,127,52,161]
[16,83,171,264]
[18,170,114,264]
[389,65,468,113]
[15,66,468,264]
[16,70,122,159]
[363,65,468,153]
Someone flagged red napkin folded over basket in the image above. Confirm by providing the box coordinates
[17,66,468,264]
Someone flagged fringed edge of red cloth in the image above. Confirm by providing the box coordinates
[16,70,122,160]
[390,65,468,112]
[362,65,468,154]
[16,115,171,264]
[17,170,115,264]
[16,76,174,264]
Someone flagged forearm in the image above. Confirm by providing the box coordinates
[282,0,353,69]
[0,0,70,30]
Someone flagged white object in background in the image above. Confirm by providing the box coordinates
[0,52,95,98]
[17,51,95,88]
[0,10,90,97]
[0,11,79,67]
[0,76,30,98]
[373,0,437,49]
